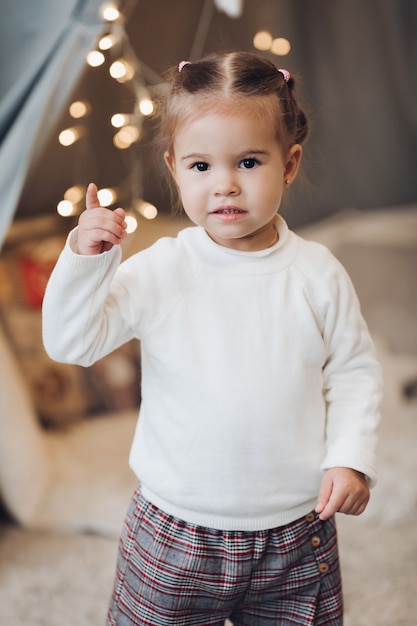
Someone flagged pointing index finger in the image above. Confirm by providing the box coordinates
[86,182,100,210]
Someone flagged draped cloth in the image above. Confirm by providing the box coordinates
[0,0,106,249]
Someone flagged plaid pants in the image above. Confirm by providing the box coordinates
[107,487,343,625]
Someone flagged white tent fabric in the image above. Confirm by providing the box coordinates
[0,0,106,249]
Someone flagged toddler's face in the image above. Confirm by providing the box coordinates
[165,110,301,251]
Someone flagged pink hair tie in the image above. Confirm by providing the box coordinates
[278,68,291,83]
[178,60,192,73]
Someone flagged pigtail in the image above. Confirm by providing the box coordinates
[294,107,309,145]
[278,73,309,146]
[174,57,222,93]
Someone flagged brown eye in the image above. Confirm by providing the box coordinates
[241,158,258,169]
[192,162,209,172]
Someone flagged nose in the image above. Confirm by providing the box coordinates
[214,169,240,197]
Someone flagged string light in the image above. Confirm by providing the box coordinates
[57,3,163,222]
[270,38,291,56]
[98,34,117,50]
[138,97,154,116]
[57,200,76,217]
[136,200,158,220]
[109,59,135,83]
[86,50,105,67]
[125,214,138,233]
[64,185,86,203]
[101,3,120,22]
[97,188,117,206]
[113,125,141,149]
[69,101,90,118]
[58,127,82,146]
[111,113,129,128]
[253,31,272,51]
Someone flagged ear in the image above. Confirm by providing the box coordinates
[164,151,177,182]
[283,144,303,183]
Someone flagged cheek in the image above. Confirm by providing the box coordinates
[175,185,194,215]
[178,176,204,203]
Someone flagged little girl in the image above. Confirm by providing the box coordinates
[43,51,382,625]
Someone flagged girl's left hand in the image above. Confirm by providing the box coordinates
[315,467,370,520]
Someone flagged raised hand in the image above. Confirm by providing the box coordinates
[77,183,127,255]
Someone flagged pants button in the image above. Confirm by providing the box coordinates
[318,562,329,574]
[305,512,315,522]
[311,536,321,548]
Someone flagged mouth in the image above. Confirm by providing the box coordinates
[212,207,247,215]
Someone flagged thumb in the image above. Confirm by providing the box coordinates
[86,182,100,210]
[315,472,333,514]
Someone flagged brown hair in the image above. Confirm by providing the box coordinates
[158,50,309,158]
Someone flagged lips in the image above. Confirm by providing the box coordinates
[212,207,246,214]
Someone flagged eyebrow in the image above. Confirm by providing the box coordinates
[180,153,209,162]
[180,149,270,162]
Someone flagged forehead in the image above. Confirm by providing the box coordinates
[173,95,280,147]
[175,112,268,148]
[174,93,279,134]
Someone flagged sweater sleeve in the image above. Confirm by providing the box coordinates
[42,228,134,367]
[308,245,382,485]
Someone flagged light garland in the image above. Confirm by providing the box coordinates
[56,1,163,228]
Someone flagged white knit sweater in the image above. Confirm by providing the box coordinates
[42,216,382,531]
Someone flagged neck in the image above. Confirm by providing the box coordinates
[267,225,279,248]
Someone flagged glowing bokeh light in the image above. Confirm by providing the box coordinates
[111,113,127,128]
[138,98,154,116]
[86,50,105,67]
[57,200,75,216]
[113,125,140,149]
[109,59,134,82]
[253,30,272,51]
[125,214,138,233]
[64,185,85,203]
[58,127,80,146]
[99,34,116,50]
[97,188,117,206]
[101,4,120,22]
[69,101,90,118]
[270,37,291,56]
[136,200,158,220]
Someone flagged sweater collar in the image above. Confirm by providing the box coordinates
[179,215,300,274]
[199,215,288,258]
